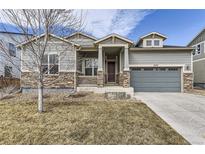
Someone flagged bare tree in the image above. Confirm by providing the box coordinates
[0,9,84,112]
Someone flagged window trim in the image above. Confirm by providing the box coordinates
[146,40,152,46]
[4,65,12,77]
[82,58,98,76]
[8,42,16,57]
[197,44,201,55]
[193,42,205,56]
[154,39,160,46]
[43,53,59,75]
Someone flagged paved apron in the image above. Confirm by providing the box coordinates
[135,92,205,144]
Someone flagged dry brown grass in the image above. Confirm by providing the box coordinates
[0,92,189,145]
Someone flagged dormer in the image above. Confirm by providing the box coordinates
[136,32,167,48]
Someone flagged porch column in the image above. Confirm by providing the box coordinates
[98,46,103,71]
[124,46,129,71]
[97,46,104,87]
[122,46,130,87]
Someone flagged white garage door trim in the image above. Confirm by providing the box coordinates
[130,66,183,92]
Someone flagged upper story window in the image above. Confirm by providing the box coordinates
[193,43,204,56]
[154,40,160,46]
[83,58,98,76]
[8,43,16,57]
[197,44,201,54]
[146,40,152,46]
[4,65,12,77]
[145,39,161,47]
[42,54,59,74]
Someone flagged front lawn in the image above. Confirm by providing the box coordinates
[0,93,189,144]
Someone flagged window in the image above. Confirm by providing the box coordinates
[42,54,59,74]
[83,58,98,76]
[154,40,160,46]
[4,66,12,77]
[193,43,204,55]
[146,40,152,46]
[49,54,59,74]
[143,67,154,71]
[8,43,16,57]
[132,68,141,71]
[155,67,166,71]
[168,68,178,71]
[197,44,201,55]
[42,54,48,74]
[85,59,92,75]
[159,68,166,71]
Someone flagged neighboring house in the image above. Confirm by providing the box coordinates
[0,31,28,78]
[19,32,193,96]
[187,28,205,88]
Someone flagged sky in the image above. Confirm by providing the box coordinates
[1,9,205,46]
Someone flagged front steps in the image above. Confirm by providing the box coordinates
[77,86,134,97]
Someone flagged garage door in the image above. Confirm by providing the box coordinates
[130,67,181,92]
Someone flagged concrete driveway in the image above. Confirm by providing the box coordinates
[135,92,205,144]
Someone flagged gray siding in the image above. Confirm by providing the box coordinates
[192,42,205,60]
[189,30,205,60]
[67,34,95,47]
[21,38,76,72]
[0,33,27,78]
[129,50,192,71]
[59,44,76,71]
[189,29,205,46]
[193,59,205,83]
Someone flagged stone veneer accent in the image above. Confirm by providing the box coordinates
[119,73,123,86]
[21,72,75,89]
[78,76,97,85]
[119,71,130,88]
[183,73,193,92]
[97,71,104,87]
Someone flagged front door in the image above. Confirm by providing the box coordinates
[108,62,115,82]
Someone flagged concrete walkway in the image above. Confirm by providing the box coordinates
[135,92,205,144]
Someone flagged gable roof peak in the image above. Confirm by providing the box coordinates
[17,33,80,48]
[135,32,167,46]
[140,32,167,39]
[94,33,133,44]
[65,31,97,41]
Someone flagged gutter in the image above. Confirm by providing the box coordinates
[129,47,194,51]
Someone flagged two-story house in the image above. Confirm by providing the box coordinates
[188,28,205,88]
[0,31,28,78]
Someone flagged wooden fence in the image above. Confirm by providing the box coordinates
[0,76,20,88]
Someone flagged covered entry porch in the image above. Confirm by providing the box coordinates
[76,45,130,87]
[97,44,130,87]
[76,34,133,88]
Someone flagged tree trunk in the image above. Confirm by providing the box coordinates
[38,81,44,112]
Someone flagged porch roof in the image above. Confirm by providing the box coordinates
[94,33,134,44]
